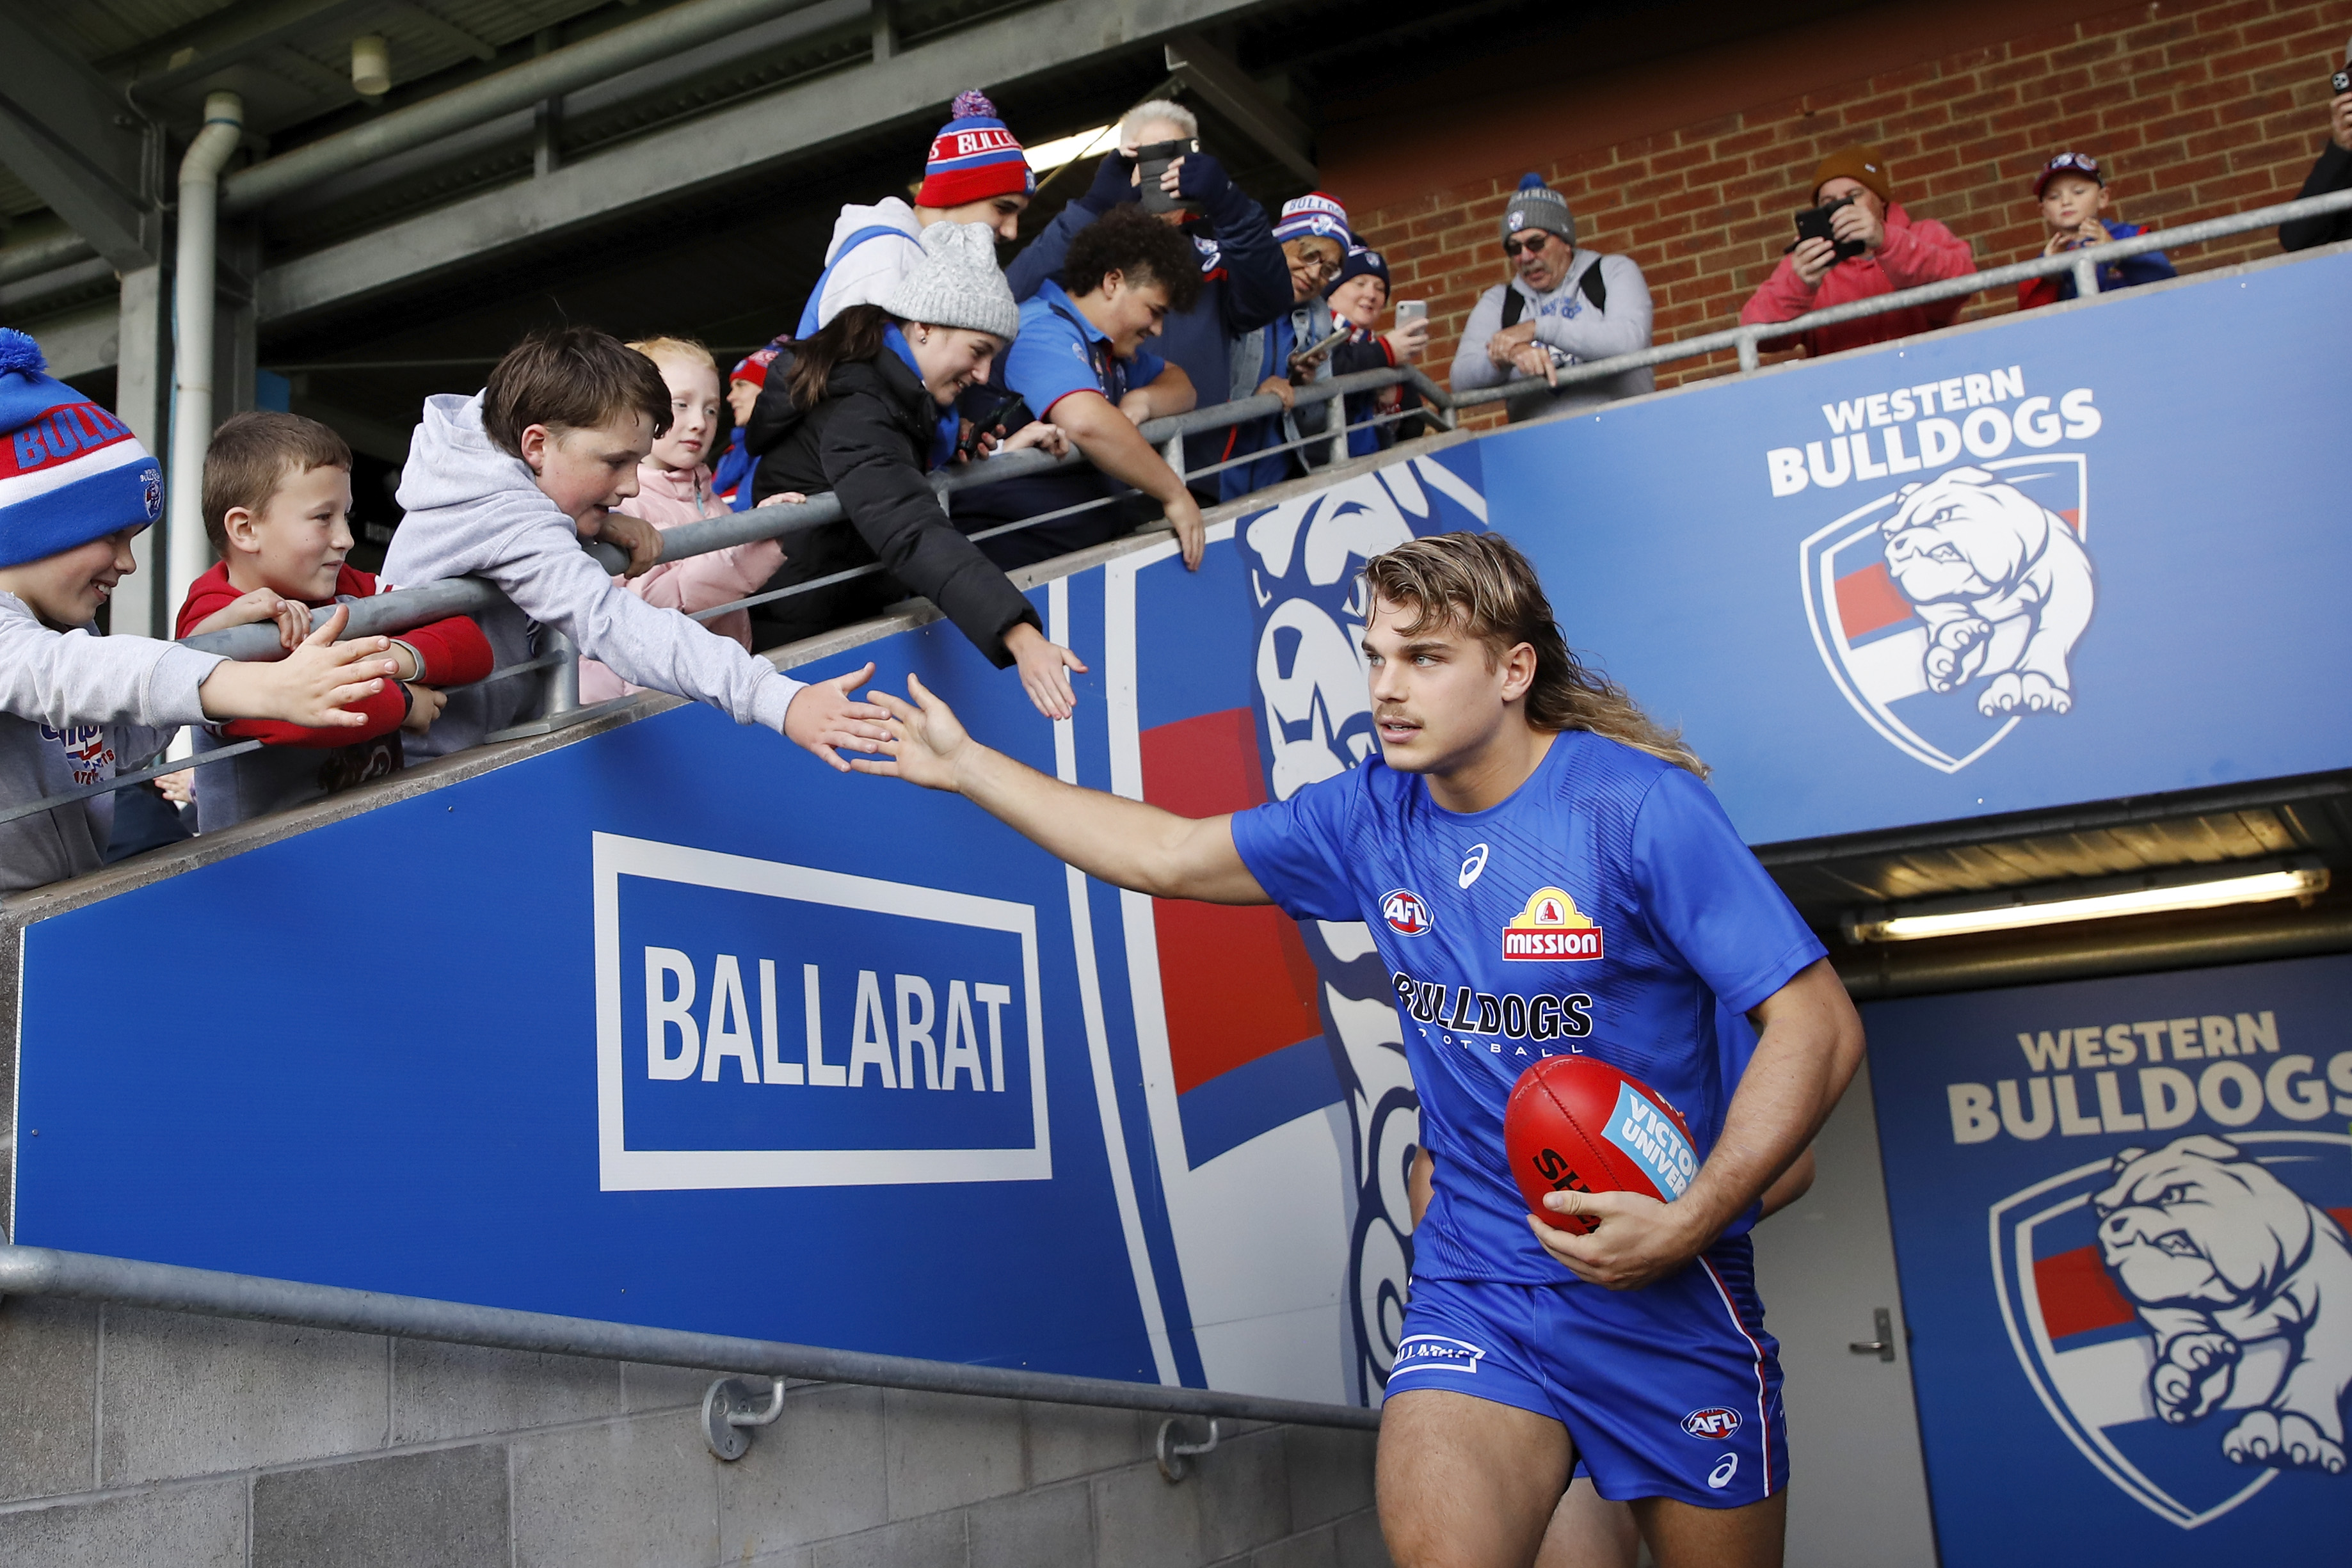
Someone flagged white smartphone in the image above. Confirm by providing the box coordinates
[1395,300,1428,327]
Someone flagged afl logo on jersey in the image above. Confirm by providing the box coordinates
[1380,889,1435,936]
[1502,887,1604,961]
[1683,1407,1743,1440]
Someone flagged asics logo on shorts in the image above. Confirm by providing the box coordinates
[1391,1334,1485,1375]
[1707,1453,1739,1490]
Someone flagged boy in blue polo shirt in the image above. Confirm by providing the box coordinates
[955,209,1204,570]
[850,531,1864,1568]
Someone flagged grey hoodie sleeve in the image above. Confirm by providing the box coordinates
[1532,254,1653,364]
[0,595,223,732]
[1448,284,1514,392]
[488,509,806,733]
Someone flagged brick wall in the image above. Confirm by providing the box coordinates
[1350,0,2352,418]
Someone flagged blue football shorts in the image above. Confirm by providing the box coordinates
[1383,1237,1788,1508]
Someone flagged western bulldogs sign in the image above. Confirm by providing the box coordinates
[1485,248,2352,844]
[1868,954,2352,1565]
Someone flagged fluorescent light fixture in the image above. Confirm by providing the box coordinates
[1843,860,2329,944]
[1025,124,1117,174]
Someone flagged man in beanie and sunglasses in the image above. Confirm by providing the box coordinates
[797,89,1037,338]
[1450,175,1654,424]
[1740,145,1974,358]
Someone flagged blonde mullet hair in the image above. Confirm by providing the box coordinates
[1361,532,1709,778]
[625,335,719,376]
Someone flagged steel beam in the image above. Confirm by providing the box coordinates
[0,13,154,268]
[1163,32,1316,186]
[257,0,1285,324]
[120,0,387,102]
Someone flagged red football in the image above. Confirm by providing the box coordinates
[1505,1055,1701,1234]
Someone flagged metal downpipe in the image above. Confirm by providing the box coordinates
[167,92,244,619]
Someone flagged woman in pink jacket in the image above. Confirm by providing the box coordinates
[1739,145,1975,359]
[579,337,795,703]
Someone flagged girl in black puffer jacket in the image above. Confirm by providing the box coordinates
[743,223,1087,718]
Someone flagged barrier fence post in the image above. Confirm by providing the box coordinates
[541,628,579,721]
[1736,330,1760,374]
[2072,252,2100,302]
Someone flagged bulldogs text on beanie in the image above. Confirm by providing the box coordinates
[917,89,1036,209]
[1500,173,1575,248]
[0,329,162,570]
[1274,191,1352,247]
[882,221,1022,342]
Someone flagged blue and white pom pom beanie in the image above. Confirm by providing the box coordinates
[0,329,162,569]
[1273,191,1352,246]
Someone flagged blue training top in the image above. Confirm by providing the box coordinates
[1229,729,1823,1284]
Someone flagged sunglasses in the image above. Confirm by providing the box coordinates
[1292,252,1343,278]
[1503,234,1559,258]
[2044,151,2102,179]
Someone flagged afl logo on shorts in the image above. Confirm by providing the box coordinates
[1682,1407,1743,1440]
[1380,889,1434,936]
[1502,887,1604,961]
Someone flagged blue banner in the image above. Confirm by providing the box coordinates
[1865,955,2352,1564]
[10,452,1487,1402]
[1481,250,2352,844]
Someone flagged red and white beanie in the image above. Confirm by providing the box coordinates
[916,90,1036,208]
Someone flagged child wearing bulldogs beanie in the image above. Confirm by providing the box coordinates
[0,330,404,893]
[797,88,1035,336]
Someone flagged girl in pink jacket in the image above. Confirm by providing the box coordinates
[579,338,794,703]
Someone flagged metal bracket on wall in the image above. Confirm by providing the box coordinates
[701,1375,787,1460]
[1848,1306,1898,1363]
[1156,1416,1220,1482]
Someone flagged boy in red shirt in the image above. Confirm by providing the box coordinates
[176,412,491,831]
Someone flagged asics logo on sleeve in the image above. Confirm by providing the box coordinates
[1393,972,1592,1041]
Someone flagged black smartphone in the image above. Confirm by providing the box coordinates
[1134,138,1197,214]
[1791,193,1869,262]
[2332,67,2351,95]
[957,390,1030,458]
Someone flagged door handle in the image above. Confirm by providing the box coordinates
[1848,1306,1897,1363]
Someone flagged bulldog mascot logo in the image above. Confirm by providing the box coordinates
[1801,455,2095,772]
[1992,1129,2352,1529]
[2094,1137,2352,1476]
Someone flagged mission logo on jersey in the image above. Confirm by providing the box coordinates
[1502,886,1604,961]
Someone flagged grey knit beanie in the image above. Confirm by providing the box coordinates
[1499,173,1575,248]
[881,221,1020,341]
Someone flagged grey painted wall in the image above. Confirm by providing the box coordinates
[0,1297,1388,1567]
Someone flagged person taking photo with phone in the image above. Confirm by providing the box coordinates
[741,223,1087,719]
[1450,175,1656,424]
[2280,35,2352,252]
[1739,145,1974,358]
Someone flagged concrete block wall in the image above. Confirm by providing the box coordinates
[1330,0,2352,417]
[0,1297,1389,1567]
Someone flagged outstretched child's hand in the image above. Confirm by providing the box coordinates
[192,586,313,651]
[591,510,665,577]
[401,683,447,734]
[781,660,892,772]
[851,673,973,792]
[196,604,399,728]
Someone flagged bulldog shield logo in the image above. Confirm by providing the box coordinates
[1991,1132,2352,1530]
[1800,455,2095,772]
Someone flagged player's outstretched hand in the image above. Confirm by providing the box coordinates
[782,661,891,772]
[1527,1188,1709,1292]
[849,672,973,792]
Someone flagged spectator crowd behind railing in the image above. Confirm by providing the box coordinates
[3,43,2351,899]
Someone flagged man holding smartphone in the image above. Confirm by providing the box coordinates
[1738,145,1973,360]
[2280,35,2352,252]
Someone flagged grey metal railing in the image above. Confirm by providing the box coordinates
[0,1243,1380,1464]
[1453,184,2352,402]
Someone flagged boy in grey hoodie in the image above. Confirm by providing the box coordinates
[385,328,886,767]
[0,330,409,894]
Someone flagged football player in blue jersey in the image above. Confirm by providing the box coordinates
[854,531,1864,1568]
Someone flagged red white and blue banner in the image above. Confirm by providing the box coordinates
[1866,954,2352,1564]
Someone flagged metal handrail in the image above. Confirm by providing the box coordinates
[0,1243,1380,1432]
[1452,185,2352,403]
